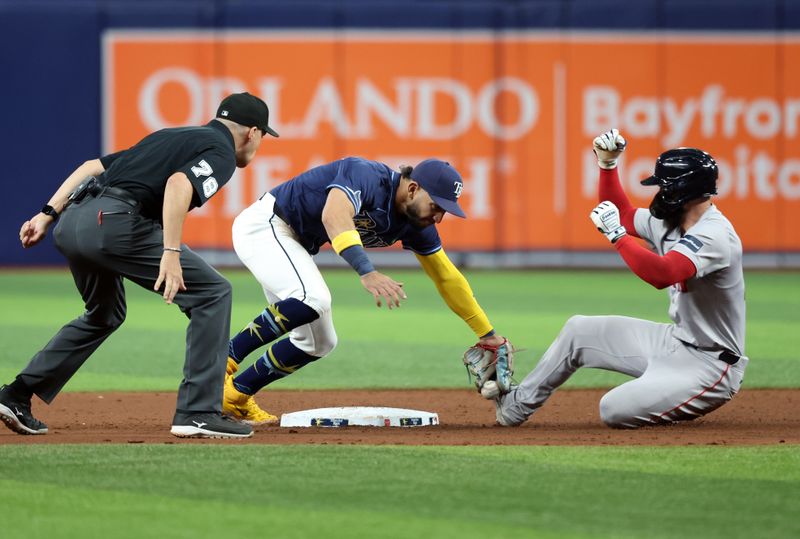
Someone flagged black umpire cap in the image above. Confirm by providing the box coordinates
[216,92,279,138]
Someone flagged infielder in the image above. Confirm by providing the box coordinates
[221,157,512,424]
[492,129,747,428]
[0,93,277,439]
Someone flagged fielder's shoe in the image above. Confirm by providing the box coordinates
[0,385,48,435]
[223,375,278,425]
[226,357,239,377]
[170,411,253,439]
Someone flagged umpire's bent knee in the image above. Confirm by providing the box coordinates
[211,277,233,305]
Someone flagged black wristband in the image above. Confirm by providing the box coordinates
[41,204,59,220]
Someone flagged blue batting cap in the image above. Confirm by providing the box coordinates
[410,159,466,218]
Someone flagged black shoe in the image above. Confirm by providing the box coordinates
[0,385,48,435]
[170,411,253,439]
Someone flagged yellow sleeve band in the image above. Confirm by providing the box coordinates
[331,230,363,255]
[415,249,493,338]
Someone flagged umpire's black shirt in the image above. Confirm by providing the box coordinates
[98,120,237,221]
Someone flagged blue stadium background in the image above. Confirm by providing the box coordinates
[1,0,798,265]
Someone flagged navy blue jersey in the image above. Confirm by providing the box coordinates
[270,157,442,255]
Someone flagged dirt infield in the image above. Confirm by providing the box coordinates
[1,388,798,446]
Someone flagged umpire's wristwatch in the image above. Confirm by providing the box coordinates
[40,204,59,221]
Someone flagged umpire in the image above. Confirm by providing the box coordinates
[0,92,279,439]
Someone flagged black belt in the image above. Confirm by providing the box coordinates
[91,184,140,208]
[101,187,139,208]
[66,177,140,211]
[685,343,740,365]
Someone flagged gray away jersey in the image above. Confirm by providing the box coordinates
[634,205,746,356]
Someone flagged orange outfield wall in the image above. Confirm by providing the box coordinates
[105,32,800,252]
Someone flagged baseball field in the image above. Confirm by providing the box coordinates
[1,268,798,538]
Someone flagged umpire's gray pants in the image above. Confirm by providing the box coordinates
[17,193,232,415]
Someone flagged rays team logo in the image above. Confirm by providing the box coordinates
[354,212,393,247]
[353,216,376,229]
[453,180,463,199]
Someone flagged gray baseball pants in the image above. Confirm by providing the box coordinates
[17,192,232,414]
[498,315,748,428]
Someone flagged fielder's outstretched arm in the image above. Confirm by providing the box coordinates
[322,188,406,309]
[415,249,503,345]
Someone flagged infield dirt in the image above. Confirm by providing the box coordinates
[1,388,797,446]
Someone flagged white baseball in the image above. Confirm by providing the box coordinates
[481,380,500,399]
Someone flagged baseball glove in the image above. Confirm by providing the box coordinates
[463,338,514,399]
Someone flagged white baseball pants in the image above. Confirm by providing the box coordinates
[231,194,338,357]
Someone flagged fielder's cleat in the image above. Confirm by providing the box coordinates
[223,375,278,425]
[170,412,253,439]
[223,356,239,404]
[224,357,239,404]
[0,385,48,435]
[226,357,239,376]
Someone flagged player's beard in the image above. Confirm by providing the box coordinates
[404,202,433,229]
[649,194,684,233]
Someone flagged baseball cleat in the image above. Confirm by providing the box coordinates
[170,412,253,439]
[223,375,278,425]
[226,357,239,376]
[0,385,48,435]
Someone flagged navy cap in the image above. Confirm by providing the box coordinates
[216,92,279,138]
[410,159,466,218]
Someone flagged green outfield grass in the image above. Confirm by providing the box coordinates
[0,268,798,390]
[1,269,798,539]
[1,444,797,539]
